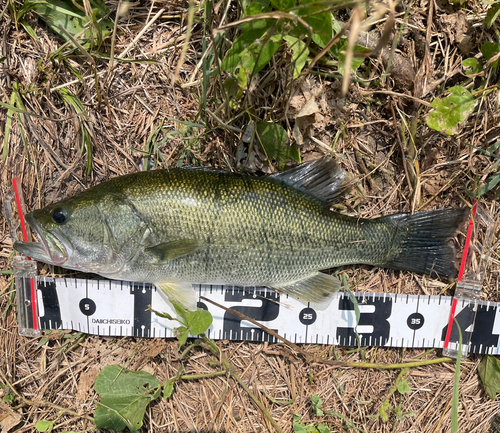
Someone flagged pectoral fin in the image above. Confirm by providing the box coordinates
[146,239,199,263]
[272,272,342,307]
[155,281,199,311]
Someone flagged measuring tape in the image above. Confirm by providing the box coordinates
[6,178,498,356]
[13,275,500,355]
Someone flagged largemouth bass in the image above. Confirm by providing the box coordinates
[14,159,468,309]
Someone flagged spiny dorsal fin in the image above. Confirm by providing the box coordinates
[269,158,351,208]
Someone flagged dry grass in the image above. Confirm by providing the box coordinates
[1,0,500,432]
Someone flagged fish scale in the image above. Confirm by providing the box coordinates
[14,159,469,309]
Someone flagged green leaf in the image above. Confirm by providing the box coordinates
[379,399,390,422]
[427,86,475,135]
[310,394,324,416]
[292,414,317,433]
[479,172,500,196]
[2,393,15,404]
[337,42,370,76]
[243,0,271,16]
[175,326,189,346]
[270,0,295,10]
[35,420,54,432]
[256,122,299,168]
[184,309,213,335]
[24,0,113,48]
[151,308,176,321]
[397,379,411,395]
[221,21,272,73]
[163,378,176,399]
[462,58,482,75]
[481,42,500,69]
[20,21,40,41]
[170,302,213,343]
[486,2,500,28]
[296,1,333,48]
[479,355,500,400]
[94,365,161,432]
[284,35,309,78]
[316,424,330,433]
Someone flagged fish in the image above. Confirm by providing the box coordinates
[13,158,469,310]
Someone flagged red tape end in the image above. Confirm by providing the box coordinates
[12,178,38,331]
[443,298,458,349]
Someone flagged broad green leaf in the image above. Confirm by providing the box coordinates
[24,0,113,48]
[255,122,300,168]
[171,301,213,337]
[243,0,270,14]
[478,355,500,400]
[481,42,500,69]
[427,86,475,135]
[462,58,482,75]
[175,326,189,346]
[397,379,411,395]
[310,394,324,416]
[184,308,213,335]
[486,2,500,28]
[296,0,333,48]
[163,378,176,399]
[240,34,282,82]
[316,425,330,433]
[223,29,282,88]
[292,414,318,433]
[221,23,272,73]
[94,365,161,432]
[35,420,54,432]
[337,42,370,76]
[379,399,390,422]
[270,0,294,10]
[284,35,309,78]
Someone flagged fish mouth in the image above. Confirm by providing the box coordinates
[13,214,70,265]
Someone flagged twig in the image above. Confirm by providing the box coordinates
[200,334,284,433]
[118,8,165,59]
[0,369,94,422]
[362,90,432,107]
[200,296,309,359]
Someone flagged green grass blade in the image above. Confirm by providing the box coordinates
[2,90,16,162]
[451,319,462,433]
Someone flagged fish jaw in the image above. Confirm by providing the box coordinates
[13,213,70,266]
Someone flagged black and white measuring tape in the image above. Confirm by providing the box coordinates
[15,276,500,355]
[8,176,497,357]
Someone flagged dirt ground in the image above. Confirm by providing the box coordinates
[1,0,500,432]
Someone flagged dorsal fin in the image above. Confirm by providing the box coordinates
[269,158,351,207]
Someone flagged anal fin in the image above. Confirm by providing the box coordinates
[272,272,342,307]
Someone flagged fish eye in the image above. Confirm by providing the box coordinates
[52,207,68,224]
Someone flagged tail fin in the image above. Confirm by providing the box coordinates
[381,208,469,278]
